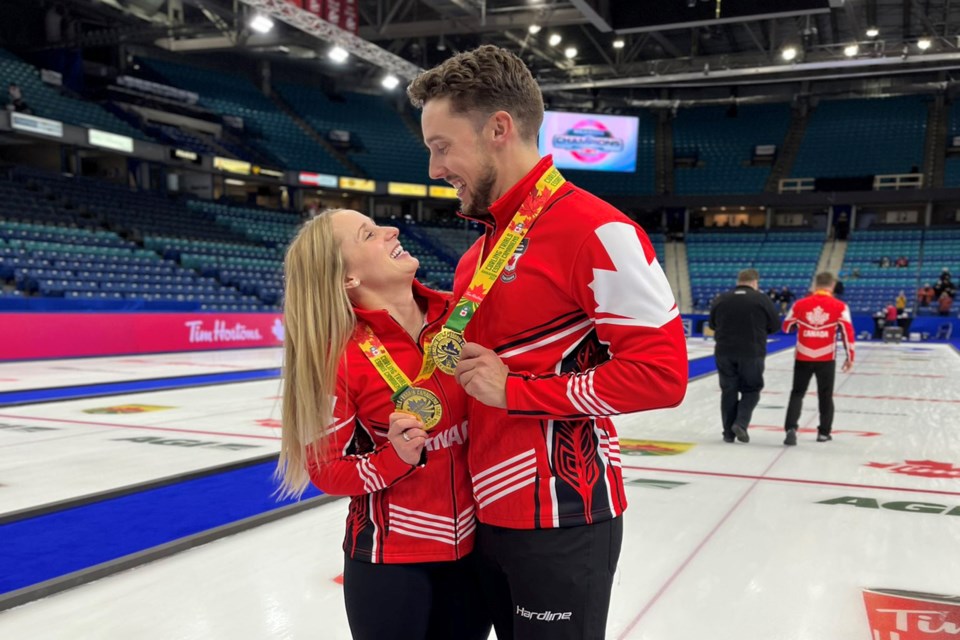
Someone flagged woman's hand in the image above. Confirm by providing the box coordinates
[387,412,428,466]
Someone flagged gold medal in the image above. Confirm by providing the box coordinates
[428,328,465,375]
[393,387,443,431]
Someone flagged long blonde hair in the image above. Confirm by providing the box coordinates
[276,210,356,499]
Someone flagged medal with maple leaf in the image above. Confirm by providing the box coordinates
[394,386,443,430]
[429,328,466,375]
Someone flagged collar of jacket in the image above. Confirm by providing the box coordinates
[457,154,558,232]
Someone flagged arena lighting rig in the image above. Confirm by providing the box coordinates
[237,0,423,80]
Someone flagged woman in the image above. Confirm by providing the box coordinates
[276,209,488,640]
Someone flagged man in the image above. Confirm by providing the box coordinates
[708,269,780,444]
[778,285,794,314]
[408,45,688,640]
[917,283,935,307]
[6,83,32,114]
[781,272,855,446]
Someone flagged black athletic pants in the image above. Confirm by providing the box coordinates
[474,518,623,640]
[784,359,836,435]
[716,355,766,439]
[342,554,491,640]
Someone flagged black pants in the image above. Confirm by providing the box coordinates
[475,518,623,640]
[716,355,766,439]
[343,554,491,640]
[784,359,836,435]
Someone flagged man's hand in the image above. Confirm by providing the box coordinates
[455,342,508,409]
[841,359,853,373]
[387,412,427,466]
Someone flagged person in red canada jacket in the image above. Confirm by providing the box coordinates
[781,271,855,446]
[276,210,489,640]
[409,45,688,640]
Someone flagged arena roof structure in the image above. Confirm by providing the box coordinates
[6,1,960,106]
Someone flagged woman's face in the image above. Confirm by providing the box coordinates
[329,210,419,290]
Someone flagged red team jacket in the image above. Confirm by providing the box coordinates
[454,156,689,530]
[782,289,855,363]
[306,282,475,563]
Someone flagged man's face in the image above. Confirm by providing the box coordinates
[422,97,498,219]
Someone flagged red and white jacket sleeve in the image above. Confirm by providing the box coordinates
[782,305,798,334]
[305,368,418,497]
[839,302,856,364]
[505,221,688,418]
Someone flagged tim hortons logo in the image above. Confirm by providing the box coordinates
[185,319,263,343]
[865,460,960,479]
[805,305,830,327]
[863,588,960,639]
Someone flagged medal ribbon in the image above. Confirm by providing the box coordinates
[356,324,437,401]
[443,164,566,334]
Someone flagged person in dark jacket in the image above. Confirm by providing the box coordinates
[709,269,781,443]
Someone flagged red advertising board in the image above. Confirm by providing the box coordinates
[340,0,358,34]
[2,313,284,360]
[863,588,960,639]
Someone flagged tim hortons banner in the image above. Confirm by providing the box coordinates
[1,313,284,360]
[862,588,960,639]
[285,0,357,34]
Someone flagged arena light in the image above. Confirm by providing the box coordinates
[548,33,562,46]
[612,39,625,50]
[381,74,400,90]
[249,15,274,34]
[781,46,798,61]
[917,38,932,51]
[528,24,541,35]
[844,44,859,57]
[328,45,349,63]
[564,47,577,59]
[866,27,879,38]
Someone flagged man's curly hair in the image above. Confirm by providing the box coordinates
[407,44,544,142]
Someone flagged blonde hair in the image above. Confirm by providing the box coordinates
[276,210,356,499]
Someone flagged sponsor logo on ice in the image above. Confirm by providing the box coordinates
[865,460,960,479]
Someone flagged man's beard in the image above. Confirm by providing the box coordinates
[462,163,497,221]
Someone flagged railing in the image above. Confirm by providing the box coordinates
[873,173,924,190]
[780,173,925,193]
[778,177,816,193]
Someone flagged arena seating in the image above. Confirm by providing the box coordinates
[920,228,960,280]
[275,83,430,183]
[1,48,149,141]
[791,96,927,179]
[688,229,822,311]
[840,229,922,313]
[0,170,278,311]
[674,104,790,195]
[141,58,345,175]
[942,100,960,187]
[918,227,960,313]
